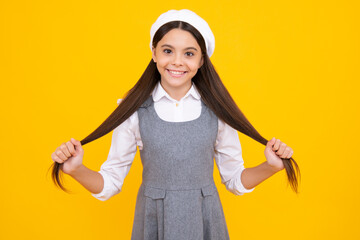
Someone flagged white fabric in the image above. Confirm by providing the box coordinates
[150,9,215,57]
[91,81,255,201]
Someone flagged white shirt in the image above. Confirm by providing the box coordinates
[91,81,255,201]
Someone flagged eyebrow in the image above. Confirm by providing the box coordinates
[160,44,198,51]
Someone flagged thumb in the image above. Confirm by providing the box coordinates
[71,138,82,150]
[266,137,276,148]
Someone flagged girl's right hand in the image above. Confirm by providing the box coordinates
[51,138,84,175]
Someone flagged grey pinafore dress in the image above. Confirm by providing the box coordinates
[131,96,230,240]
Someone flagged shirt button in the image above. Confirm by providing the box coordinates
[176,103,179,107]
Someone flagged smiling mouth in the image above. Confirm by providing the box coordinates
[167,69,187,76]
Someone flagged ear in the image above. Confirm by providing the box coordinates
[199,55,204,68]
[152,47,157,63]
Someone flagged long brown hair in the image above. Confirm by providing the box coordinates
[51,21,300,193]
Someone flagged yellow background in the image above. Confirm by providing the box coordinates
[1,0,359,239]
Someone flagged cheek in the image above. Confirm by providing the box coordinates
[187,62,201,72]
[156,58,169,69]
[187,57,203,69]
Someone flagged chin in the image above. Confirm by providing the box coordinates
[165,79,191,88]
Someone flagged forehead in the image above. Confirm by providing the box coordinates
[159,29,200,49]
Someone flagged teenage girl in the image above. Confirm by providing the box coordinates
[50,9,299,240]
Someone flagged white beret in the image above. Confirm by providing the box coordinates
[150,9,215,57]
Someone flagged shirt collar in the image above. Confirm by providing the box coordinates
[152,81,201,102]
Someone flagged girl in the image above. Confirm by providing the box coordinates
[50,9,300,240]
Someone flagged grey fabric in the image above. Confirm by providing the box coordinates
[131,96,230,240]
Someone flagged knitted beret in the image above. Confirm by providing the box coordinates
[150,9,215,57]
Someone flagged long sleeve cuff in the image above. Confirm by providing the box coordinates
[224,168,255,196]
[91,170,121,201]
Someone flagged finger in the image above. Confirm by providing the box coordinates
[285,149,294,159]
[52,152,64,163]
[60,143,71,158]
[280,147,291,158]
[55,148,68,161]
[66,141,76,156]
[276,142,287,156]
[273,139,281,152]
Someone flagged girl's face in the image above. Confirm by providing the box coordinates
[152,28,204,98]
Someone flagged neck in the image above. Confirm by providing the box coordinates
[160,81,192,101]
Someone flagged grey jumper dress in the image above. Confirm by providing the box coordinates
[131,96,230,240]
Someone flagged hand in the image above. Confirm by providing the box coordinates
[51,138,84,175]
[264,137,294,172]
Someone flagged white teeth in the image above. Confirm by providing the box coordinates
[168,70,185,75]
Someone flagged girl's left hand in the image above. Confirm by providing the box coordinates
[264,137,294,172]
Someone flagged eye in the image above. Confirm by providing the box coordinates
[185,52,194,57]
[163,49,172,54]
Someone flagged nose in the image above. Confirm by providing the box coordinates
[171,53,183,66]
